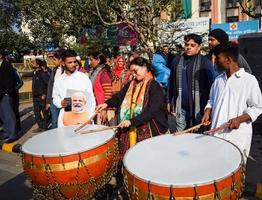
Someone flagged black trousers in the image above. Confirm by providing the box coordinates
[12,91,21,131]
[0,95,17,139]
[33,97,46,129]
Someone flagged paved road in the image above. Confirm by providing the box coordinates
[0,104,261,199]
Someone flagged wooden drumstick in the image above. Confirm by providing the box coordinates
[174,123,203,135]
[74,112,98,132]
[203,123,229,135]
[174,122,211,135]
[78,125,119,134]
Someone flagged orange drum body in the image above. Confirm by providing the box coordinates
[22,125,118,199]
[123,134,245,200]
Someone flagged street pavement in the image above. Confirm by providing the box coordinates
[0,103,261,199]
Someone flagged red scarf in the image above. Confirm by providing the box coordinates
[113,56,126,77]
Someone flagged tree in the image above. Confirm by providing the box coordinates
[0,0,22,31]
[19,0,105,47]
[19,0,183,56]
[0,31,35,54]
[0,0,35,60]
[238,0,262,18]
[94,0,183,56]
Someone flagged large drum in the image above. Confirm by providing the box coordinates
[22,125,118,199]
[124,134,245,200]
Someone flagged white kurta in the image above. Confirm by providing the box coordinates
[52,71,96,127]
[205,68,262,159]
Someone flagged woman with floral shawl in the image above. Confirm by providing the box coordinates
[97,57,168,158]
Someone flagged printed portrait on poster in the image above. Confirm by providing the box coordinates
[58,89,95,127]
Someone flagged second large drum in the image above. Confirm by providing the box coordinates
[123,134,244,200]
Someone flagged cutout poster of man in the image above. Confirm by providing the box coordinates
[58,89,95,127]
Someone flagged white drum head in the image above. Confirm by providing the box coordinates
[22,125,115,157]
[123,134,242,186]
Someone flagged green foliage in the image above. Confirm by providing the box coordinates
[0,0,22,31]
[0,31,35,53]
[69,37,104,58]
[19,0,104,46]
[94,0,183,55]
[1,0,183,58]
[0,0,35,58]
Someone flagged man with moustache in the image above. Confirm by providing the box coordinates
[59,92,93,126]
[52,49,96,125]
[168,34,215,131]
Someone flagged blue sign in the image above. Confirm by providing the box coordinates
[211,20,259,41]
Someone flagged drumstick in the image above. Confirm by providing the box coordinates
[173,122,211,135]
[174,123,204,135]
[78,125,119,134]
[203,123,229,135]
[74,112,97,132]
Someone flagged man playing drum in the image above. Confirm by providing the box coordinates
[202,42,262,162]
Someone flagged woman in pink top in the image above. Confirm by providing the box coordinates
[89,51,113,124]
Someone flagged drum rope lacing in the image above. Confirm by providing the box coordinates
[230,172,237,199]
[169,184,175,200]
[240,162,246,198]
[22,138,119,200]
[193,184,199,200]
[124,172,139,200]
[123,163,246,200]
[147,181,154,200]
[214,181,221,199]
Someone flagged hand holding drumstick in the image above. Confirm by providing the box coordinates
[74,103,109,132]
[96,103,132,128]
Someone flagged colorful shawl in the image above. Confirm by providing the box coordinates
[119,74,152,147]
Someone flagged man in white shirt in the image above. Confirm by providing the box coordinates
[52,49,96,126]
[202,42,262,161]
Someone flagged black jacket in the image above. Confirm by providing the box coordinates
[168,54,215,120]
[106,80,169,135]
[0,60,17,100]
[32,69,50,98]
[46,67,63,104]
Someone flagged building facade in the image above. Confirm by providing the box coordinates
[191,0,262,25]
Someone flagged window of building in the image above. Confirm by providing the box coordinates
[226,0,238,8]
[200,0,211,11]
[226,16,239,22]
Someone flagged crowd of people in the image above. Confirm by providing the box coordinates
[1,29,262,177]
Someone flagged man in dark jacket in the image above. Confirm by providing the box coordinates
[32,59,50,132]
[168,34,215,131]
[208,28,252,75]
[0,51,19,143]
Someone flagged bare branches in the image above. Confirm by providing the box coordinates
[94,0,123,25]
[238,0,262,18]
